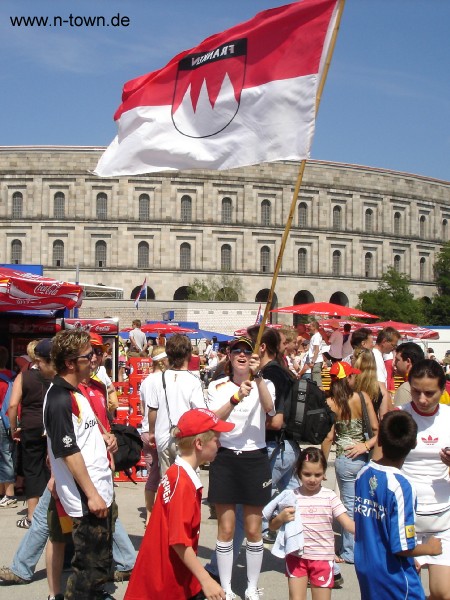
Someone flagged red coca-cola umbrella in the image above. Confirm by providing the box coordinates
[121,323,197,334]
[370,320,439,340]
[271,302,378,319]
[0,267,83,311]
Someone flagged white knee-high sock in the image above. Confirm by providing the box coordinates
[246,539,263,591]
[216,540,234,592]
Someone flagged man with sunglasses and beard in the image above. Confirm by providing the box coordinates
[43,330,114,600]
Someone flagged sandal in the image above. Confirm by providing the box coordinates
[16,517,31,529]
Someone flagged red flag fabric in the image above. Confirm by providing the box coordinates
[134,277,147,309]
[94,0,339,177]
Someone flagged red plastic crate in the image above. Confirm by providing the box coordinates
[127,357,153,377]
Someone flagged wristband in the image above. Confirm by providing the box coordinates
[364,441,370,452]
[230,391,240,406]
[254,370,263,380]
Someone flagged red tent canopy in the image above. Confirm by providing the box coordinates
[369,320,439,340]
[271,302,378,320]
[0,267,83,311]
[121,323,197,334]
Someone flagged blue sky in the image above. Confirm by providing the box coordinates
[1,0,449,181]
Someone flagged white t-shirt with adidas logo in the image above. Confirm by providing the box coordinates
[401,402,450,513]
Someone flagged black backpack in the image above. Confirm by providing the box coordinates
[284,379,335,445]
[110,422,143,471]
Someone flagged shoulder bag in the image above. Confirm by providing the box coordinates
[358,391,374,459]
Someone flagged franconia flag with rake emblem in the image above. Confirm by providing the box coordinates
[94,0,339,177]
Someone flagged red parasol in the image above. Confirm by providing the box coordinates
[0,267,83,311]
[233,323,284,337]
[121,323,197,334]
[318,319,371,332]
[271,302,379,319]
[369,321,439,340]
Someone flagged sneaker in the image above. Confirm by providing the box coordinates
[16,517,31,529]
[262,529,276,544]
[333,573,344,589]
[48,595,64,600]
[225,592,236,600]
[0,496,17,508]
[245,588,264,600]
[0,566,29,584]
[113,569,132,582]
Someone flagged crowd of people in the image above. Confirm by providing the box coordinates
[0,318,449,600]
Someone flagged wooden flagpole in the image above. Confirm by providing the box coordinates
[254,0,346,352]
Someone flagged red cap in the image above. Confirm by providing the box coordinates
[90,332,107,350]
[329,361,361,379]
[175,408,235,438]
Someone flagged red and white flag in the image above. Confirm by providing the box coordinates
[94,0,339,177]
[134,277,147,309]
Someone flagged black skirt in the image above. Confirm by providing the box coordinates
[208,447,272,506]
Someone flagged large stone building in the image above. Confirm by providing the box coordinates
[1,146,449,317]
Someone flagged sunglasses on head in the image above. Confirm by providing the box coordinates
[231,347,252,356]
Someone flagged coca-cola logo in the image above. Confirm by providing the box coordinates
[96,326,111,333]
[34,283,61,296]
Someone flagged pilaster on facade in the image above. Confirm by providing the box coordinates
[0,148,448,305]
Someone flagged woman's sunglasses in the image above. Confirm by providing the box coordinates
[230,347,253,356]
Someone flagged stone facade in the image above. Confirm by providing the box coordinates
[0,146,449,318]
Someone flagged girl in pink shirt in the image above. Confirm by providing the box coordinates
[269,447,355,600]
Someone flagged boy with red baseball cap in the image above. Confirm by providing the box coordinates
[125,409,234,600]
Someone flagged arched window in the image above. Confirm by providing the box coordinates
[96,193,108,219]
[332,206,342,231]
[298,248,307,275]
[332,250,341,276]
[181,195,192,222]
[443,219,448,240]
[260,246,271,273]
[180,242,191,270]
[95,240,107,268]
[419,215,426,238]
[298,202,307,228]
[52,240,64,267]
[138,241,149,269]
[54,192,65,219]
[221,244,232,271]
[394,212,401,235]
[261,200,271,227]
[364,252,373,278]
[139,194,150,221]
[365,209,373,233]
[222,197,232,224]
[11,239,22,264]
[12,192,23,219]
[419,257,426,281]
[394,254,401,272]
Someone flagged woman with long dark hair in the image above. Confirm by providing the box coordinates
[401,359,450,600]
[321,361,378,564]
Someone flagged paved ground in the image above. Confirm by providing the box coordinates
[1,456,430,600]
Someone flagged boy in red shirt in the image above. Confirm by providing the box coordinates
[125,408,234,600]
